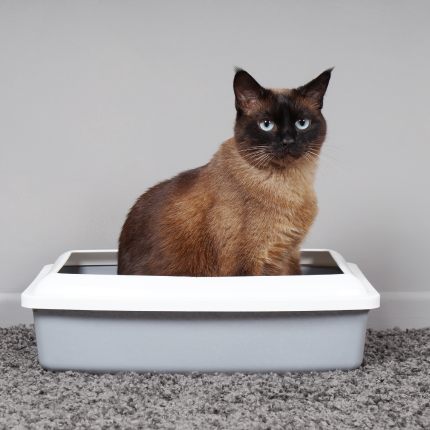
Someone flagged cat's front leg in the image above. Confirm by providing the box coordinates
[286,256,302,275]
[285,248,302,275]
[261,248,302,276]
[235,259,265,276]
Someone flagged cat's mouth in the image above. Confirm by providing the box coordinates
[271,144,307,163]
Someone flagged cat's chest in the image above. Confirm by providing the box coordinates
[246,186,317,242]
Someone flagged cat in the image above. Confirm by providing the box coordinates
[118,68,332,276]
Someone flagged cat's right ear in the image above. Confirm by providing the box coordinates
[233,68,265,114]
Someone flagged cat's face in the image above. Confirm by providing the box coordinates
[233,69,332,169]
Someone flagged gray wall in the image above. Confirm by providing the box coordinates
[1,0,429,328]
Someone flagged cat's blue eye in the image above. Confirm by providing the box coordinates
[259,120,275,131]
[295,118,310,130]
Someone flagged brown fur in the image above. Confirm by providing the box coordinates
[118,69,332,276]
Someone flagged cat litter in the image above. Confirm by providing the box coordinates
[21,249,379,374]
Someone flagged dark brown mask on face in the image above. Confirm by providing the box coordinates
[233,68,332,169]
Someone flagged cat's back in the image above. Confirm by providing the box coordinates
[117,165,208,275]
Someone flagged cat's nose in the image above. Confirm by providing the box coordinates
[281,136,295,146]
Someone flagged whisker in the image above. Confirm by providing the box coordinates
[303,153,321,171]
[254,153,272,170]
[260,154,273,169]
[247,152,265,163]
[319,152,344,163]
[245,149,265,157]
[238,145,268,153]
[307,150,346,178]
[323,144,344,151]
[308,150,343,171]
[305,152,332,175]
[241,147,274,170]
[307,145,345,163]
[254,154,269,169]
[246,151,267,162]
[264,154,274,169]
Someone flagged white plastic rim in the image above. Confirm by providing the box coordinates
[21,249,380,312]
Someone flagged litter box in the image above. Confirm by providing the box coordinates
[21,249,379,374]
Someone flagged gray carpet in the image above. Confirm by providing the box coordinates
[0,325,429,429]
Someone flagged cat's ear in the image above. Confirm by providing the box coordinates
[298,68,333,109]
[233,68,266,113]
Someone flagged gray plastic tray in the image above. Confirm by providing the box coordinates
[32,264,369,374]
[34,307,369,374]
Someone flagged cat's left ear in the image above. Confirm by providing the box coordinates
[299,68,333,109]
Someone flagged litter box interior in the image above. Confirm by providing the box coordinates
[57,250,344,276]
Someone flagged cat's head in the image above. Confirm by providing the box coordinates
[233,68,332,170]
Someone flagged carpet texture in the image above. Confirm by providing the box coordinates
[0,325,429,429]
